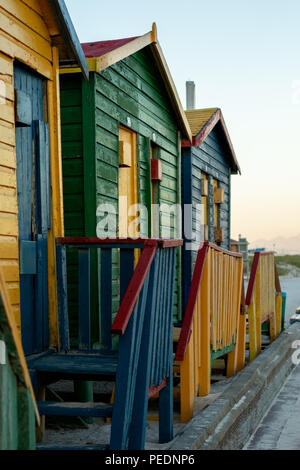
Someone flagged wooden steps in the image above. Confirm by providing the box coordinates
[37,401,113,418]
[36,444,108,451]
[27,352,118,381]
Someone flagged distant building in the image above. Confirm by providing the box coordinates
[230,239,239,253]
[231,235,249,277]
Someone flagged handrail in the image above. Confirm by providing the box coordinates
[246,251,278,306]
[56,237,183,247]
[176,242,243,361]
[175,243,209,361]
[245,251,260,306]
[0,268,40,425]
[111,242,157,335]
[111,238,183,335]
[246,250,282,361]
[175,242,244,423]
[56,237,183,347]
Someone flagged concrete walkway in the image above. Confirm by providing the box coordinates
[245,363,300,450]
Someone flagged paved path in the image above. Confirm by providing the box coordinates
[245,364,300,450]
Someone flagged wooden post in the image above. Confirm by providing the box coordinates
[198,249,211,396]
[227,257,244,376]
[180,334,194,423]
[255,262,261,355]
[236,282,246,373]
[248,299,257,361]
[275,292,283,338]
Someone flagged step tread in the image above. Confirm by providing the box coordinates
[38,401,113,417]
[27,352,118,378]
[36,443,108,451]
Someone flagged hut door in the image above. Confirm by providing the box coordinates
[14,63,50,356]
[118,127,139,238]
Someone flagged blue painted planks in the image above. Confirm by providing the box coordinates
[14,64,50,355]
[100,248,112,351]
[27,352,117,376]
[127,249,159,449]
[37,401,112,418]
[78,248,91,350]
[56,244,69,352]
[110,266,150,449]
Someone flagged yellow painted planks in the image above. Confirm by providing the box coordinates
[180,336,195,423]
[21,0,43,16]
[47,47,64,348]
[0,32,52,79]
[0,145,16,169]
[0,0,51,41]
[0,170,16,188]
[0,241,18,259]
[0,102,14,124]
[0,8,52,60]
[0,51,13,75]
[0,213,18,236]
[198,249,211,397]
[0,120,15,147]
[0,263,19,282]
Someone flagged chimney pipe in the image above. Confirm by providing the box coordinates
[186,81,195,110]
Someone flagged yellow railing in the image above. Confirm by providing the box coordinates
[246,252,282,361]
[175,243,244,423]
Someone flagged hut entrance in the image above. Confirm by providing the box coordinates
[14,63,50,356]
[118,126,139,239]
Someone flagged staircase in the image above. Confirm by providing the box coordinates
[27,238,181,450]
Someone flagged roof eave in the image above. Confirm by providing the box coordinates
[60,23,192,142]
[150,41,192,142]
[48,0,89,81]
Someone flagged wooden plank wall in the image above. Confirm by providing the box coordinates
[0,0,63,343]
[181,127,231,309]
[95,48,181,321]
[61,47,182,323]
[191,128,231,264]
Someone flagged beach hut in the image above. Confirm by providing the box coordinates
[181,105,241,307]
[0,0,88,356]
[59,23,191,342]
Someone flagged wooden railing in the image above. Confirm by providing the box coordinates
[0,267,39,449]
[175,242,244,423]
[56,237,181,449]
[246,251,282,361]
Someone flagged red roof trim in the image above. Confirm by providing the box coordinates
[81,36,140,58]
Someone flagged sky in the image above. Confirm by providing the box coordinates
[65,0,300,243]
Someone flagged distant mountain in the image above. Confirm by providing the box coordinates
[249,234,300,255]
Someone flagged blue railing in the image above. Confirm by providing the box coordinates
[55,237,182,449]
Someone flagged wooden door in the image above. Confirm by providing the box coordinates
[14,63,51,355]
[118,127,139,239]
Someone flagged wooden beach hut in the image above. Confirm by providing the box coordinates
[181,107,241,307]
[59,23,192,341]
[0,0,88,356]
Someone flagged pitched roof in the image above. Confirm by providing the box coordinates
[47,0,89,80]
[82,37,140,58]
[185,108,219,136]
[183,108,241,174]
[62,24,191,141]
